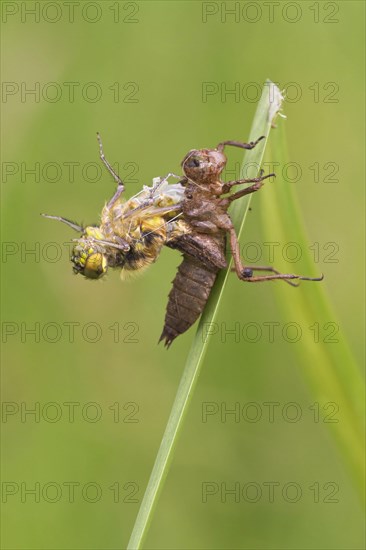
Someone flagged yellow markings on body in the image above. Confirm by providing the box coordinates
[141,216,165,232]
[85,226,104,240]
[85,253,102,268]
[156,196,174,207]
[84,253,107,279]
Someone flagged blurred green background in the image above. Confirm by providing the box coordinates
[1,1,364,549]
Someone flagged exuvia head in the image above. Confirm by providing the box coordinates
[181,148,227,184]
[181,137,267,185]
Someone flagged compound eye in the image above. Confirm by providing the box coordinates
[187,157,201,168]
[84,253,107,279]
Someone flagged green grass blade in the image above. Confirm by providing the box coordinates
[127,80,282,549]
[262,120,365,498]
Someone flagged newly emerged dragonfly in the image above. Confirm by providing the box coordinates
[43,134,189,280]
[43,134,322,347]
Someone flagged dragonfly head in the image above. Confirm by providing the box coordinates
[41,214,130,279]
[71,227,108,280]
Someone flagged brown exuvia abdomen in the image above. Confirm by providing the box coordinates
[159,255,219,347]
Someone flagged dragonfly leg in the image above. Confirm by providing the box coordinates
[217,136,265,153]
[228,227,323,285]
[223,172,275,200]
[97,132,125,208]
[41,214,83,233]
